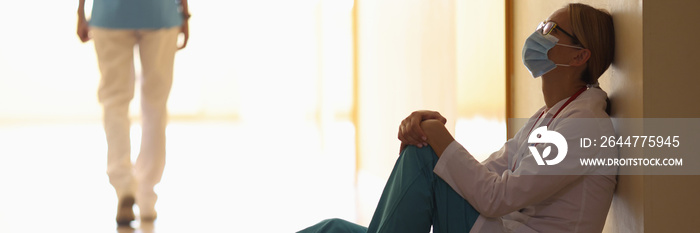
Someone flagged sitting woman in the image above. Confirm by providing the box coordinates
[300,3,617,233]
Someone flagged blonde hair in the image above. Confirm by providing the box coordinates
[568,3,615,84]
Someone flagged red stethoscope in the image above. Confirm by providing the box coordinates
[510,86,587,172]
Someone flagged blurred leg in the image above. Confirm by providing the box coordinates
[133,26,179,219]
[92,27,138,202]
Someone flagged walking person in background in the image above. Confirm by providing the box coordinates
[76,0,190,226]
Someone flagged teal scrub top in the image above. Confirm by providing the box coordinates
[90,0,183,29]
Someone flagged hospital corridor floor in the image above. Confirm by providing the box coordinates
[0,120,357,232]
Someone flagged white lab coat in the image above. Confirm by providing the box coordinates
[434,87,617,233]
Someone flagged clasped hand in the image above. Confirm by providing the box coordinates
[398,110,454,156]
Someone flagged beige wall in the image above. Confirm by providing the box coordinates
[605,0,645,232]
[642,0,700,232]
[643,0,700,118]
[509,0,700,232]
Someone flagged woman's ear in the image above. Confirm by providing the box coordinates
[571,48,591,66]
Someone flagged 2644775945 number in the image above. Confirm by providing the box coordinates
[599,136,680,148]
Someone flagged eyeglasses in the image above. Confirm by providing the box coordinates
[537,21,580,45]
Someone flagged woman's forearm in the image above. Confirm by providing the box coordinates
[78,0,86,19]
[420,119,455,157]
[180,0,189,16]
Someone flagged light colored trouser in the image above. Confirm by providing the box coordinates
[92,26,179,217]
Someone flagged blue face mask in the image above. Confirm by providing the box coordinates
[521,31,584,78]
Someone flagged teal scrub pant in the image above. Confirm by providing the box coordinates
[298,146,479,233]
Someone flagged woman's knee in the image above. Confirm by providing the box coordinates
[399,145,439,168]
